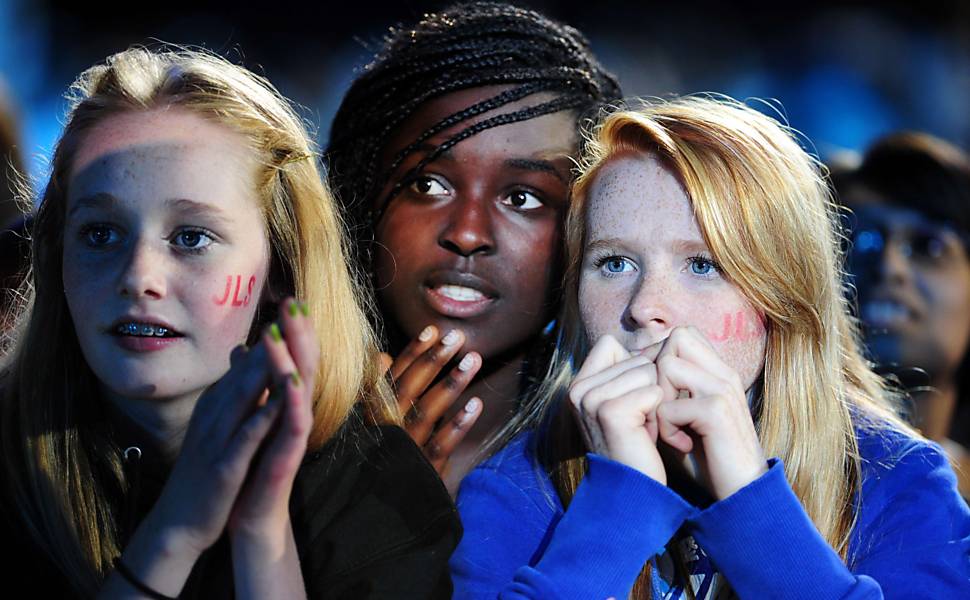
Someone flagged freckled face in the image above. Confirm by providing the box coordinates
[373,86,575,359]
[578,154,767,391]
[63,108,270,404]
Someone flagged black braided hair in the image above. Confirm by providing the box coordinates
[325,1,621,262]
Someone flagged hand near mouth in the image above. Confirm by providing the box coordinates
[653,326,768,500]
[109,299,314,599]
[384,325,483,475]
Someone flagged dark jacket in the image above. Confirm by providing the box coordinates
[2,415,461,598]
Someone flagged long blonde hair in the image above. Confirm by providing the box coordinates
[521,96,911,597]
[0,47,396,595]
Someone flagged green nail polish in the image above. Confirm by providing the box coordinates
[269,323,282,342]
[299,302,309,317]
[291,371,302,386]
[288,302,299,317]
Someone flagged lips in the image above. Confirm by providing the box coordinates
[107,316,185,352]
[423,270,499,319]
[861,299,915,329]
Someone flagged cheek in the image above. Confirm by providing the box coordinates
[197,268,268,344]
[695,307,768,387]
[578,278,622,340]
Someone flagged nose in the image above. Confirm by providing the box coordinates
[622,269,672,337]
[879,235,913,285]
[118,239,166,300]
[438,196,495,257]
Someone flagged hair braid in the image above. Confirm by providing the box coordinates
[326,1,621,264]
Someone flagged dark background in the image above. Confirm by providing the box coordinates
[2,0,968,184]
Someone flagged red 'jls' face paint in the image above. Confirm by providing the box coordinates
[707,310,767,343]
[578,154,768,393]
[214,275,258,307]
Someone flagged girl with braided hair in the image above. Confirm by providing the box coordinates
[326,1,621,493]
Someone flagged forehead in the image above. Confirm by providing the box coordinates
[586,154,697,240]
[382,85,578,165]
[67,108,259,212]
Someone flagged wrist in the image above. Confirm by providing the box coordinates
[229,512,293,560]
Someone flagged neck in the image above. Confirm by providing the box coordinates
[911,378,958,443]
[102,387,201,462]
[441,351,527,495]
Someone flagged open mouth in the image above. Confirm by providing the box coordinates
[861,299,914,328]
[423,272,499,318]
[431,284,490,303]
[113,322,184,338]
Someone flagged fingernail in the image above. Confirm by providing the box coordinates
[291,371,301,386]
[418,325,435,342]
[464,397,481,413]
[458,353,476,372]
[288,302,299,317]
[269,323,282,342]
[299,302,309,316]
[441,330,460,346]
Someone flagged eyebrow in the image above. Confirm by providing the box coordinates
[164,197,233,225]
[584,237,626,253]
[67,193,232,226]
[402,144,568,183]
[68,192,118,217]
[504,158,568,184]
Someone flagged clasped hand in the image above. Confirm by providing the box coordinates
[145,298,317,558]
[569,328,767,500]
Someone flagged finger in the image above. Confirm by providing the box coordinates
[279,298,319,390]
[655,354,736,404]
[576,362,658,419]
[388,325,438,380]
[574,335,631,381]
[425,397,482,473]
[596,385,664,441]
[569,354,652,412]
[657,395,708,453]
[221,392,285,487]
[405,351,481,445]
[254,371,313,491]
[394,329,465,412]
[263,321,298,380]
[202,340,272,444]
[378,352,393,376]
[655,326,740,389]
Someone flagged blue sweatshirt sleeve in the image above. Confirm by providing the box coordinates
[452,451,694,599]
[689,440,970,599]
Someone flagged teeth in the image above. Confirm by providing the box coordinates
[116,322,171,337]
[863,301,908,327]
[436,285,487,302]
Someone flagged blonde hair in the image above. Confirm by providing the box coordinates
[0,47,396,595]
[523,96,912,597]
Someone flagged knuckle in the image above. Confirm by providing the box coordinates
[425,440,444,460]
[441,373,464,393]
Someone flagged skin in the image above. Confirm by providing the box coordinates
[844,187,970,495]
[65,108,271,423]
[571,154,768,499]
[64,108,311,599]
[374,86,577,492]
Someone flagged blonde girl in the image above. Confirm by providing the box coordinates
[0,47,458,598]
[451,96,970,598]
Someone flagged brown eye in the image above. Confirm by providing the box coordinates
[409,176,448,196]
[502,190,543,210]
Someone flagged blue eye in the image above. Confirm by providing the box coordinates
[81,224,119,248]
[597,255,635,275]
[172,228,214,252]
[688,256,720,276]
